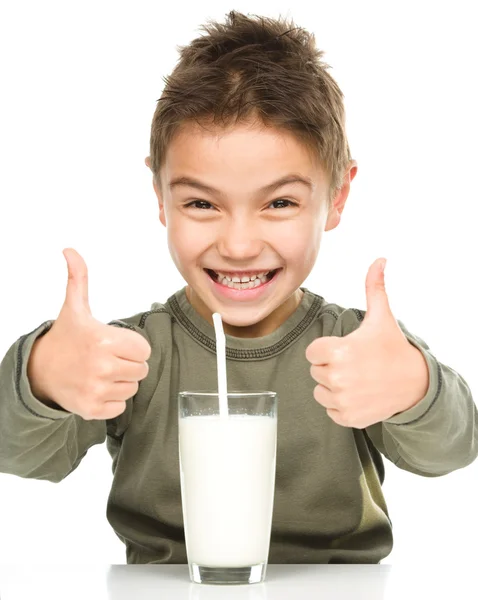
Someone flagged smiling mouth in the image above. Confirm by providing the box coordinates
[205,268,280,290]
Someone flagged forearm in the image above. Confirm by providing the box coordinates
[0,322,105,482]
[382,347,478,476]
[27,333,62,409]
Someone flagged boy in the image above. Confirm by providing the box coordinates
[0,11,477,565]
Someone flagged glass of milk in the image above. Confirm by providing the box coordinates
[178,391,277,585]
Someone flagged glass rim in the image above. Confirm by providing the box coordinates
[178,391,276,398]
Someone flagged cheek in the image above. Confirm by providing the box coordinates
[166,216,214,267]
[274,218,322,266]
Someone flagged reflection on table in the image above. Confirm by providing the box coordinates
[0,563,467,600]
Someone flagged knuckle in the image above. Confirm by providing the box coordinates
[340,411,352,427]
[326,408,338,423]
[330,410,346,427]
[313,384,321,402]
[98,361,114,379]
[79,379,93,398]
[78,407,91,420]
[120,382,138,400]
[335,392,347,410]
[86,407,101,420]
[90,333,108,355]
[330,348,342,363]
[143,343,152,361]
[305,341,317,363]
[329,371,343,388]
[131,332,151,360]
[87,380,106,401]
[82,404,102,420]
[330,342,345,362]
[113,402,127,417]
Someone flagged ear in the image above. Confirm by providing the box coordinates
[145,156,167,227]
[157,182,166,228]
[159,203,166,227]
[325,160,358,231]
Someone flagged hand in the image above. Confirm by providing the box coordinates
[28,248,152,420]
[305,258,429,429]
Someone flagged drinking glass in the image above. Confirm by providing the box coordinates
[178,391,277,585]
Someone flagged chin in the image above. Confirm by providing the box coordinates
[220,314,265,328]
[216,305,274,328]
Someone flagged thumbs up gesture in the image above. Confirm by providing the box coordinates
[305,258,429,429]
[28,248,152,420]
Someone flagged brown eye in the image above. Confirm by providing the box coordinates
[270,199,297,209]
[186,200,214,210]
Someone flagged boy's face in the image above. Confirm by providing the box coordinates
[147,120,356,337]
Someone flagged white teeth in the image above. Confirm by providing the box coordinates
[215,272,232,281]
[216,270,269,281]
[212,269,278,290]
[216,271,265,279]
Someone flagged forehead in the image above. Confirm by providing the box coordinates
[161,120,327,187]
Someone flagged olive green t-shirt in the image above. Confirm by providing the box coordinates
[1,287,477,563]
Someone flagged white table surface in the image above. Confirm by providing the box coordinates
[0,563,472,600]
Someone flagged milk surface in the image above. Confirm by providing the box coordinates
[179,414,277,567]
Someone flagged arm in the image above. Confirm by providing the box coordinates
[0,316,142,483]
[0,320,106,482]
[27,333,65,410]
[363,317,478,477]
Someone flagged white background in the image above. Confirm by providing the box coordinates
[0,0,476,566]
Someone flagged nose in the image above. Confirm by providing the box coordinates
[217,216,264,262]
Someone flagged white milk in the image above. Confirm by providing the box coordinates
[179,414,277,567]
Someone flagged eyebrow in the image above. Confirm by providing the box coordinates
[168,174,314,196]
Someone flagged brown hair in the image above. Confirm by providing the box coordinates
[148,10,352,207]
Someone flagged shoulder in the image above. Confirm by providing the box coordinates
[304,288,365,337]
[308,289,429,349]
[107,300,175,347]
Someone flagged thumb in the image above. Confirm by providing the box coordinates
[62,248,93,318]
[363,257,393,326]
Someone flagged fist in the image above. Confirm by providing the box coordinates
[31,248,152,420]
[305,258,429,429]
